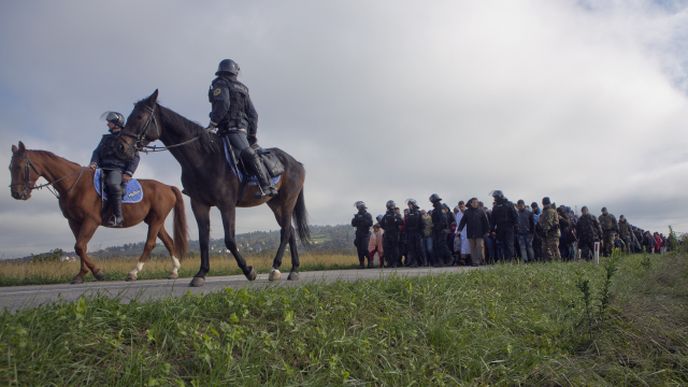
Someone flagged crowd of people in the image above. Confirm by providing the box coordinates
[351,191,669,268]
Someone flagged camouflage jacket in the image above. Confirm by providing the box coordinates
[538,206,560,238]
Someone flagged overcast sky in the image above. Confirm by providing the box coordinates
[1,0,688,257]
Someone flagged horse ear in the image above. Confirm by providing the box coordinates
[11,144,18,154]
[148,89,159,103]
[18,141,25,152]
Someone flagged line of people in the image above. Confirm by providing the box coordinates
[351,191,668,268]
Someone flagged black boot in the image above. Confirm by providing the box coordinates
[107,195,124,227]
[247,152,277,198]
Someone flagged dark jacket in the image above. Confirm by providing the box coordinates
[458,207,490,239]
[208,75,258,139]
[491,199,518,233]
[516,208,535,235]
[90,133,140,176]
[351,210,373,237]
[380,210,403,237]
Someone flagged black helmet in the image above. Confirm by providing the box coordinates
[376,214,383,223]
[385,200,396,210]
[101,111,125,128]
[406,198,418,208]
[429,193,442,203]
[216,59,240,76]
[491,190,504,200]
[354,201,366,211]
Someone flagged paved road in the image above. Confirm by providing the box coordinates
[0,266,479,312]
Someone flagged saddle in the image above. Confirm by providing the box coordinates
[221,137,283,186]
[93,169,143,204]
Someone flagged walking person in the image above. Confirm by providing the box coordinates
[457,198,490,266]
[538,197,561,261]
[515,199,535,262]
[351,201,373,268]
[380,200,403,267]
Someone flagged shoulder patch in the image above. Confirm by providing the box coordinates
[213,87,222,97]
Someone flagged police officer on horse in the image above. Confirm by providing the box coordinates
[90,112,140,227]
[206,58,277,197]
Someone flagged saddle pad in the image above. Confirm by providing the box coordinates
[222,137,282,186]
[93,169,143,203]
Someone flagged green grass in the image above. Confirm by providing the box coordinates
[1,254,686,385]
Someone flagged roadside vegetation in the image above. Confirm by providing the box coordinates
[0,253,358,286]
[1,252,686,385]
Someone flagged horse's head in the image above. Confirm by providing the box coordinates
[119,89,162,158]
[9,141,38,200]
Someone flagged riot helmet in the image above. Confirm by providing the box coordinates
[491,190,504,200]
[216,59,240,76]
[406,198,418,209]
[385,200,396,210]
[101,111,125,128]
[429,193,442,203]
[354,201,366,211]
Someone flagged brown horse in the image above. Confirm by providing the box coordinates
[118,90,310,287]
[9,141,188,283]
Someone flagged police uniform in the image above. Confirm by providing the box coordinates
[404,205,426,267]
[208,60,275,196]
[90,131,140,226]
[380,209,403,268]
[351,208,373,268]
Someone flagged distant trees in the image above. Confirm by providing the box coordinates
[31,248,64,262]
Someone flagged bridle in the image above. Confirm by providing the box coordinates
[9,153,85,199]
[122,103,200,154]
[122,103,161,151]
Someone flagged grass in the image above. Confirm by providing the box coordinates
[0,253,686,385]
[0,253,358,286]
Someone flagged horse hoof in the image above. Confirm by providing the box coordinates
[245,266,257,281]
[168,272,179,280]
[189,276,205,287]
[93,270,106,281]
[126,273,137,281]
[70,276,84,285]
[288,271,299,281]
[269,269,282,282]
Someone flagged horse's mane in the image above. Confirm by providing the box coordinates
[29,149,81,168]
[134,99,219,152]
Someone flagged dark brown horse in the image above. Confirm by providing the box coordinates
[9,141,188,283]
[118,90,310,287]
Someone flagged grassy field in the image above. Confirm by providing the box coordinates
[1,253,686,385]
[0,253,358,286]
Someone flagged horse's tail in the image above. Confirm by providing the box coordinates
[293,187,311,246]
[171,186,189,258]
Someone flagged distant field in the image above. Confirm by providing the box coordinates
[1,253,685,385]
[0,253,358,286]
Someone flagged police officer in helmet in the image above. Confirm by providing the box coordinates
[206,59,276,197]
[351,201,373,268]
[380,200,403,268]
[89,112,140,227]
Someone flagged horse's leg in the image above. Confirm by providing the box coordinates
[266,202,293,281]
[287,229,301,280]
[220,205,256,281]
[190,198,211,287]
[157,227,181,279]
[68,219,102,284]
[126,219,163,281]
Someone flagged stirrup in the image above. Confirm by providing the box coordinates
[106,215,124,227]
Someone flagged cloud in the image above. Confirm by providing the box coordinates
[1,0,688,257]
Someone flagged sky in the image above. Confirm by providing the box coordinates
[1,0,688,257]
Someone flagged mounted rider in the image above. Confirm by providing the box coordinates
[206,58,277,197]
[89,112,140,227]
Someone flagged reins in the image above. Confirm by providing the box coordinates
[9,155,86,199]
[123,103,201,154]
